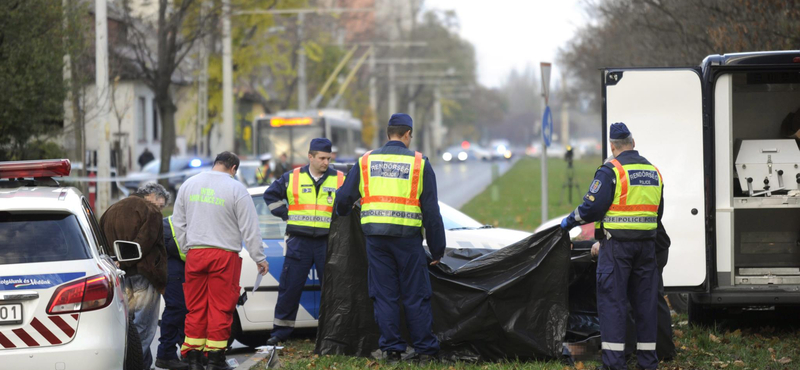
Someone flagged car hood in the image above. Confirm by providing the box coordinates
[438,227,532,251]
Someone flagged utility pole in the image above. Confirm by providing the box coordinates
[388,64,396,119]
[297,13,307,111]
[433,86,442,156]
[408,84,416,149]
[540,62,552,223]
[94,0,111,214]
[197,1,209,155]
[369,50,378,147]
[221,0,234,151]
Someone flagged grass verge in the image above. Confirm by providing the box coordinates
[460,156,601,231]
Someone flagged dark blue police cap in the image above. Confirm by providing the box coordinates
[309,138,332,153]
[609,122,631,139]
[388,113,413,128]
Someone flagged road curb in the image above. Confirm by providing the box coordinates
[234,351,268,369]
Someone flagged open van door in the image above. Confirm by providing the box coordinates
[603,68,706,289]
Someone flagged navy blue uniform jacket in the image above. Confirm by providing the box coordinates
[333,141,447,261]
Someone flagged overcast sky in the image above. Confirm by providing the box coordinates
[423,0,588,88]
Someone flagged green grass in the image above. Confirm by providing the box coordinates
[249,314,800,370]
[460,156,602,231]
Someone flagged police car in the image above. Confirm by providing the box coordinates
[0,159,144,370]
[230,186,535,346]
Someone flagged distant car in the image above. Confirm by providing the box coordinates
[488,140,514,161]
[123,157,213,199]
[441,145,491,162]
[527,142,567,158]
[0,159,143,369]
[230,189,534,346]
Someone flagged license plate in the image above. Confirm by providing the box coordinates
[0,304,22,325]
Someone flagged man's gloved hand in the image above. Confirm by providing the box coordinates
[560,217,569,230]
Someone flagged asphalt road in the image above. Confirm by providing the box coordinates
[433,158,517,209]
[149,158,519,369]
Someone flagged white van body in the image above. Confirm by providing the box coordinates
[602,51,800,323]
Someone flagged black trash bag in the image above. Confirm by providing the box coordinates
[315,218,571,362]
[315,210,380,357]
[567,244,600,341]
[431,226,570,361]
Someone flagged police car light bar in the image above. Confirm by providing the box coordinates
[0,159,71,179]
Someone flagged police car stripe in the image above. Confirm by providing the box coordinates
[602,216,657,224]
[360,209,423,220]
[0,314,78,349]
[0,332,14,348]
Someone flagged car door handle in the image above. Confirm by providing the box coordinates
[0,293,39,301]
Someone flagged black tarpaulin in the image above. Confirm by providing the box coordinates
[315,211,571,361]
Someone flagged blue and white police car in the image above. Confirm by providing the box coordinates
[0,159,144,370]
[230,186,533,346]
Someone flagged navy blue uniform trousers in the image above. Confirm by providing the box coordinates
[625,249,675,361]
[366,235,439,355]
[157,258,188,360]
[271,235,327,340]
[597,238,658,370]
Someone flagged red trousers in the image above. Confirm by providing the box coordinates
[181,248,242,355]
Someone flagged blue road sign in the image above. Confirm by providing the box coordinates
[542,106,553,147]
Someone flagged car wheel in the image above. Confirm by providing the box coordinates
[667,293,688,314]
[229,312,268,348]
[124,316,144,370]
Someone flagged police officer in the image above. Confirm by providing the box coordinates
[155,216,189,370]
[561,122,664,370]
[256,153,273,185]
[263,138,344,345]
[335,113,446,363]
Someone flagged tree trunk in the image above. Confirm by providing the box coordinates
[156,91,176,191]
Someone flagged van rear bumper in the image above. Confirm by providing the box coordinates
[694,286,800,306]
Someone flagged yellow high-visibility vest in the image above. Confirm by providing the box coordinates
[358,150,425,237]
[286,168,344,230]
[597,158,663,240]
[167,216,186,261]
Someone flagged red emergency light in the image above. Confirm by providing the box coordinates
[461,141,470,150]
[0,159,71,179]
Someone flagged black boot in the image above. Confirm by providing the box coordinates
[155,357,189,370]
[266,336,281,346]
[186,350,205,370]
[384,351,403,364]
[206,350,233,370]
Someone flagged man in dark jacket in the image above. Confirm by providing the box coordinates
[101,183,169,370]
[155,216,189,370]
[138,148,156,169]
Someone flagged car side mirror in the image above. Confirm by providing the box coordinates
[114,241,143,262]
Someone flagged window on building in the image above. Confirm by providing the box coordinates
[152,99,159,141]
[137,97,146,142]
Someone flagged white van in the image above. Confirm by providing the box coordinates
[602,51,800,325]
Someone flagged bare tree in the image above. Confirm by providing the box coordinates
[119,0,219,185]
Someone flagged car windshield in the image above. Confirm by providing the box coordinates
[0,212,91,265]
[251,195,287,239]
[439,203,483,230]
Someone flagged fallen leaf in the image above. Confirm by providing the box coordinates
[710,334,721,343]
[730,329,742,338]
[575,362,585,370]
[778,357,792,364]
[677,321,689,327]
[733,360,745,367]
[674,329,684,338]
[769,348,776,354]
